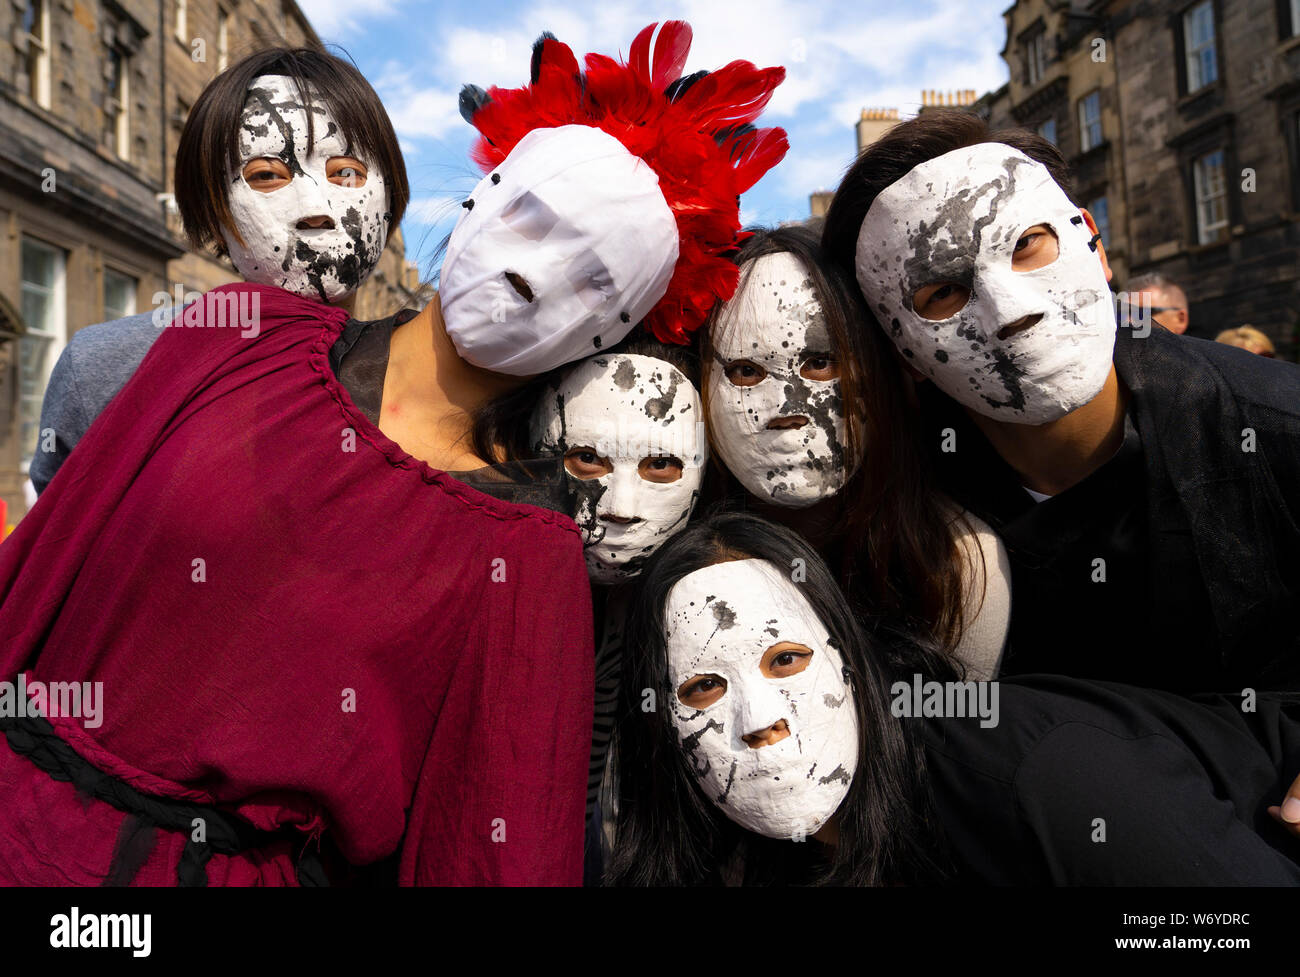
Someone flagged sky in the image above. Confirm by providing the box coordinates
[295,0,1013,279]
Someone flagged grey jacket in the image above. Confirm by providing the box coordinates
[31,311,168,494]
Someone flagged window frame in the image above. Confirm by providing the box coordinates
[1078,90,1103,152]
[19,0,51,109]
[1025,31,1049,87]
[1182,0,1219,95]
[18,236,67,470]
[104,41,131,160]
[103,267,138,321]
[1191,148,1230,245]
[1087,195,1111,250]
[218,9,230,72]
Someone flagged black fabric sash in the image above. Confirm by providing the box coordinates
[0,712,328,887]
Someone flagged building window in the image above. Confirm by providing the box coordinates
[103,268,138,321]
[1183,1,1218,93]
[1026,31,1049,87]
[1037,118,1057,146]
[19,238,67,468]
[1192,149,1229,244]
[175,0,187,41]
[1289,0,1300,38]
[218,9,230,71]
[1078,91,1102,152]
[1088,196,1111,249]
[19,0,51,108]
[104,43,130,159]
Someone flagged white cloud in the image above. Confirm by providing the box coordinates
[298,0,403,38]
[368,0,1015,232]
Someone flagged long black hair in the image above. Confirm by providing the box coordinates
[701,222,977,653]
[605,509,957,886]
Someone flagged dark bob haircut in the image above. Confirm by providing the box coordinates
[605,508,957,886]
[821,109,1073,278]
[174,47,410,253]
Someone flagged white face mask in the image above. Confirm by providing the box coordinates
[855,143,1116,424]
[440,125,680,377]
[532,353,705,584]
[708,252,851,507]
[222,75,389,304]
[664,559,858,840]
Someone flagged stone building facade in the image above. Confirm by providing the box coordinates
[828,0,1298,352]
[0,0,423,524]
[1104,0,1300,349]
[993,0,1299,347]
[994,0,1131,284]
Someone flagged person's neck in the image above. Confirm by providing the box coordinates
[964,366,1128,496]
[747,490,843,553]
[380,293,524,469]
[811,817,839,847]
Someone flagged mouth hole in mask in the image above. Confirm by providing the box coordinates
[504,271,534,303]
[1011,223,1060,272]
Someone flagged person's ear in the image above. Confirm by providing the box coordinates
[1079,208,1111,283]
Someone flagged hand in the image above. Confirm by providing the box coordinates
[1267,772,1300,839]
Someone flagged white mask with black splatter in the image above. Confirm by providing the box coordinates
[440,125,680,377]
[531,353,705,585]
[855,143,1116,424]
[708,252,850,508]
[664,558,858,840]
[222,74,389,304]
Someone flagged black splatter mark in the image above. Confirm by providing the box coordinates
[818,764,851,786]
[643,372,680,420]
[612,358,637,391]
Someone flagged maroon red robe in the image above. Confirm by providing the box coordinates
[0,283,593,885]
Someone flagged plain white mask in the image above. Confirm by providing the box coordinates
[440,125,679,377]
[708,252,851,507]
[532,353,705,584]
[222,75,389,303]
[664,558,858,840]
[855,143,1116,424]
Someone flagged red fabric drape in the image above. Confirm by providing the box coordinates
[0,283,593,885]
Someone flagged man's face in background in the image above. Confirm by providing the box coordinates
[1128,287,1188,334]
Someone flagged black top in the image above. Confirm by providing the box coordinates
[922,675,1300,885]
[923,326,1300,692]
[329,311,573,515]
[924,396,1170,685]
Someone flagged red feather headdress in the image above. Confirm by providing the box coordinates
[458,21,788,346]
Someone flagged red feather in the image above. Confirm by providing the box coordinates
[539,36,579,78]
[674,62,786,130]
[729,126,789,194]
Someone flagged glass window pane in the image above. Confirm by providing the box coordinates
[103,269,137,320]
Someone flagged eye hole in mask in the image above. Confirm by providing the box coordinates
[638,455,684,483]
[724,359,766,387]
[910,222,1062,322]
[504,271,534,303]
[800,354,838,381]
[500,191,561,242]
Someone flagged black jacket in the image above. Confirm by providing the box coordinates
[925,327,1300,690]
